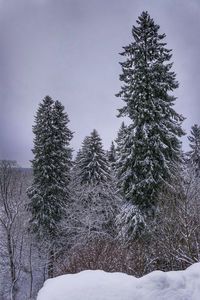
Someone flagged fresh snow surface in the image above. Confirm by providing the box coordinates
[37,263,200,300]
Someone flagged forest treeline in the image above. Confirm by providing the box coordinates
[0,11,200,300]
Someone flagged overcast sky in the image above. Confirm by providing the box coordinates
[0,0,199,167]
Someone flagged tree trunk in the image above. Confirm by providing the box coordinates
[29,242,33,299]
[7,231,16,299]
[47,248,54,278]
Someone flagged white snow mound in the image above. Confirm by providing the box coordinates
[37,263,200,300]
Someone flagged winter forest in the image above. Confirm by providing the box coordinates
[1,11,200,300]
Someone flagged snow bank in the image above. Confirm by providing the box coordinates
[37,263,200,300]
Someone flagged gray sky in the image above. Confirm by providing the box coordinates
[0,0,199,167]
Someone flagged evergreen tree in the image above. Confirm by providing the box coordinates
[116,11,184,215]
[71,148,83,181]
[115,122,128,169]
[108,141,117,165]
[52,100,73,198]
[27,96,73,240]
[115,122,127,151]
[187,124,200,175]
[70,130,120,237]
[78,129,111,185]
[69,138,90,189]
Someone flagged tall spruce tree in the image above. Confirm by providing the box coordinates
[27,96,73,240]
[116,11,184,215]
[187,124,200,175]
[52,100,73,197]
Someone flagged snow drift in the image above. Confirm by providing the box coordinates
[37,263,200,300]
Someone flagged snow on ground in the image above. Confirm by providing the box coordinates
[37,263,200,300]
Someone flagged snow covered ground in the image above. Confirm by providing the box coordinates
[37,263,200,300]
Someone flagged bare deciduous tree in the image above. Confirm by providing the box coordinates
[155,166,200,270]
[0,161,30,299]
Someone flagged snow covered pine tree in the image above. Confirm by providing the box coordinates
[116,11,184,235]
[115,122,128,173]
[107,141,117,166]
[27,96,73,277]
[79,130,110,185]
[72,129,119,237]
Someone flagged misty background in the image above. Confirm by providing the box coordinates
[0,0,199,167]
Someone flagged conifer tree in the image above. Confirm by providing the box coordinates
[78,129,111,185]
[52,100,73,198]
[27,96,73,240]
[115,122,128,170]
[70,137,90,188]
[116,11,184,215]
[71,130,120,237]
[115,122,127,152]
[187,124,200,175]
[108,141,117,166]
